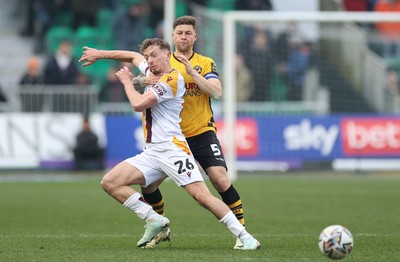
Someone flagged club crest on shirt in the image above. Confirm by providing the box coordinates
[167,76,173,82]
[193,65,202,74]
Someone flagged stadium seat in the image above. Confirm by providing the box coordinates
[53,12,73,27]
[175,0,187,17]
[96,27,115,50]
[45,26,74,54]
[207,0,235,10]
[73,26,98,58]
[95,8,115,50]
[96,8,114,29]
[143,27,155,38]
[79,60,114,91]
[121,0,144,8]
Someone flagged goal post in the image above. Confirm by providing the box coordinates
[221,11,400,181]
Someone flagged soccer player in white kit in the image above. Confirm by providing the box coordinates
[98,38,260,250]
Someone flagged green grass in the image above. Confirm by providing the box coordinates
[1,172,400,261]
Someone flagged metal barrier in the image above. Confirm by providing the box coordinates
[15,85,99,113]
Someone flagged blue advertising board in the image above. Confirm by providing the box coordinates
[105,114,400,166]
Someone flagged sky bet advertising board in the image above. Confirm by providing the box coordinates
[1,114,399,169]
[105,115,400,165]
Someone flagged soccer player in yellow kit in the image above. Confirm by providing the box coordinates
[80,16,250,250]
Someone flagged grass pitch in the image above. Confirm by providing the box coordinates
[0,172,399,261]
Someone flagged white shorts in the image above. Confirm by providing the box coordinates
[124,139,204,188]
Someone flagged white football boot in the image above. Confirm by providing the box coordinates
[241,235,261,250]
[142,227,171,249]
[137,216,170,248]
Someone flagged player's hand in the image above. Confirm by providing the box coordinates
[79,46,100,67]
[116,66,134,85]
[176,54,196,76]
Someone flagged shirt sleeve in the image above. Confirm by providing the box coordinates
[203,57,220,80]
[138,60,150,76]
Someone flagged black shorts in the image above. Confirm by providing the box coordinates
[186,130,227,171]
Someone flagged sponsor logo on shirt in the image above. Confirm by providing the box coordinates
[153,84,166,97]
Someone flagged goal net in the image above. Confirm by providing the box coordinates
[188,5,400,179]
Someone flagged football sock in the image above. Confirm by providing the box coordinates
[123,192,160,221]
[219,211,246,237]
[219,185,245,226]
[142,188,165,215]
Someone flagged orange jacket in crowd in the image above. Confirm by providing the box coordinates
[374,0,400,39]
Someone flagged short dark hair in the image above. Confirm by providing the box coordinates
[139,38,171,54]
[173,16,197,31]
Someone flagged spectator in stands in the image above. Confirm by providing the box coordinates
[98,0,119,10]
[279,36,311,101]
[28,0,71,53]
[374,0,400,57]
[75,72,92,86]
[71,0,99,30]
[99,66,129,103]
[235,0,273,11]
[155,20,165,38]
[384,68,400,111]
[387,68,400,96]
[43,39,79,85]
[368,0,379,11]
[73,115,105,170]
[235,0,273,41]
[238,24,274,101]
[147,0,164,29]
[19,57,44,85]
[112,0,149,51]
[184,0,206,15]
[72,72,93,114]
[235,54,254,102]
[0,83,9,112]
[19,57,45,112]
[342,0,368,11]
[0,83,7,103]
[275,21,304,64]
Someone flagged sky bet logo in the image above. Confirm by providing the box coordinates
[283,119,339,156]
[342,118,400,156]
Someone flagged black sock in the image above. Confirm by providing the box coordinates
[142,188,165,215]
[219,185,245,226]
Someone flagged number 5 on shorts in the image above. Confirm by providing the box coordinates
[210,144,221,156]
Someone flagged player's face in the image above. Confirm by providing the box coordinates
[172,25,197,53]
[143,45,171,75]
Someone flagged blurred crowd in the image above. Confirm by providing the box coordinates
[6,0,398,110]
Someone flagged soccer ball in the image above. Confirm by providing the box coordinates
[318,225,354,259]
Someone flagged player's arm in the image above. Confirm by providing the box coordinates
[116,66,158,112]
[132,74,160,90]
[176,54,222,100]
[79,46,146,68]
[80,46,162,91]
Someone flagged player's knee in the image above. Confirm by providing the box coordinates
[100,174,116,193]
[210,174,231,192]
